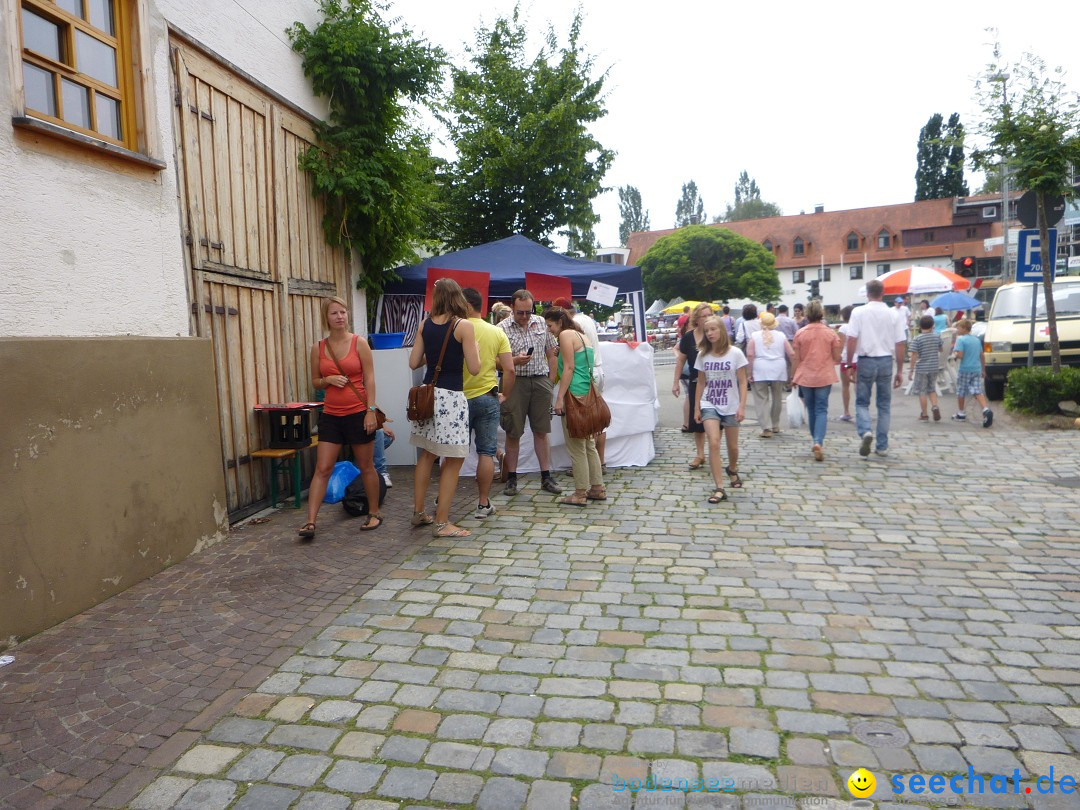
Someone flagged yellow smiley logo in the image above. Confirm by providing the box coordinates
[847,768,876,798]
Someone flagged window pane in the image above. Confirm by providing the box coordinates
[23,61,57,115]
[75,30,116,86]
[87,0,114,34]
[95,92,121,139]
[55,0,83,16]
[61,77,91,128]
[22,9,62,61]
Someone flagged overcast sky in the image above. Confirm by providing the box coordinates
[392,0,1079,247]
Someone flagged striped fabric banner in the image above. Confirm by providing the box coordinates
[377,295,423,346]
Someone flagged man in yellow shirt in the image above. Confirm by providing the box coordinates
[463,288,516,518]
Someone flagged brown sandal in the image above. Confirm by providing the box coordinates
[298,522,316,540]
[561,491,589,506]
[411,511,434,526]
[360,514,383,531]
[688,457,706,470]
[586,486,607,500]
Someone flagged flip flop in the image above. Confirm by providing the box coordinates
[360,514,383,531]
[432,522,471,537]
[297,522,316,540]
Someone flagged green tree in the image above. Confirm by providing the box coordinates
[640,225,780,303]
[288,0,444,294]
[437,8,614,250]
[973,44,1080,373]
[915,113,970,200]
[618,185,650,246]
[564,223,597,259]
[674,180,706,227]
[716,171,782,222]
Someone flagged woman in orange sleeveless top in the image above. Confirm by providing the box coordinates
[299,296,382,539]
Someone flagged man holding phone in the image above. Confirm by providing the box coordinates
[497,289,561,495]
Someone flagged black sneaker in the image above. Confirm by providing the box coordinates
[503,479,518,496]
[982,408,993,428]
[541,477,563,494]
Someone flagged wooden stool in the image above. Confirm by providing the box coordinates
[251,439,319,508]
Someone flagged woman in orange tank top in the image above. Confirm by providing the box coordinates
[299,296,382,539]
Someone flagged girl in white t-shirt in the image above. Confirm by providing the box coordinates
[693,316,749,503]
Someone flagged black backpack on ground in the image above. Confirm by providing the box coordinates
[342,474,387,516]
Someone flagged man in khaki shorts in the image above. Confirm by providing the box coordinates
[498,289,561,496]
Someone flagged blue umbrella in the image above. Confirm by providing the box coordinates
[931,291,982,311]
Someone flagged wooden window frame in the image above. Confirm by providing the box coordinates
[877,229,890,249]
[9,0,162,167]
[846,232,859,251]
[793,237,805,256]
[849,265,863,280]
[792,269,805,283]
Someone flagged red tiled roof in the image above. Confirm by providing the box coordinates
[626,197,1003,267]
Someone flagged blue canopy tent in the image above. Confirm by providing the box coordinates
[375,234,646,341]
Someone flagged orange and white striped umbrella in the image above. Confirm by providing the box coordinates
[861,266,971,296]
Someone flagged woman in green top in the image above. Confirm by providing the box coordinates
[545,307,606,506]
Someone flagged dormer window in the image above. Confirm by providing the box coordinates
[846,232,859,251]
[793,237,804,256]
[763,239,772,252]
[877,229,890,249]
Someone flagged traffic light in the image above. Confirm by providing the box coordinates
[808,278,820,300]
[956,256,975,276]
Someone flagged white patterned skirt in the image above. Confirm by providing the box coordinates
[410,387,470,458]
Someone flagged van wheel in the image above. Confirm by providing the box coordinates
[985,380,1005,401]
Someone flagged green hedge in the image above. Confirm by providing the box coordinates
[1004,366,1080,413]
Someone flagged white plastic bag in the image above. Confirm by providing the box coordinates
[786,387,806,429]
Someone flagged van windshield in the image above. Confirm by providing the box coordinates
[990,283,1080,319]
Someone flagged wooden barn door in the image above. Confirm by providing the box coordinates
[172,41,346,518]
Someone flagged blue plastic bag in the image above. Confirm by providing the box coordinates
[324,461,360,504]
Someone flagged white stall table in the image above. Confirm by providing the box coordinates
[461,341,660,475]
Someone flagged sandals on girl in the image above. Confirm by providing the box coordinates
[725,466,743,488]
[297,522,316,540]
[360,514,383,531]
[432,522,470,537]
[707,488,727,504]
[411,511,434,526]
[688,457,706,470]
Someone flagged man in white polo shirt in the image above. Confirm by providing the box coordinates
[846,279,908,457]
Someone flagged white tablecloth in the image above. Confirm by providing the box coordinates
[461,342,660,475]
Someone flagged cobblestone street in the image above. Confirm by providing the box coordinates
[3,420,1080,809]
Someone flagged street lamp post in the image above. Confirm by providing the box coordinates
[989,71,1011,280]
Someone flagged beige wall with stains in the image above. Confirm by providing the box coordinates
[0,337,228,646]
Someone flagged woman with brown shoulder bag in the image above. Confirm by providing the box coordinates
[300,296,383,540]
[544,307,607,507]
[408,279,481,537]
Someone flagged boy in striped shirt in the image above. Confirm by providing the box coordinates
[907,315,943,422]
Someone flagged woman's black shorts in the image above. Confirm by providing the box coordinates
[318,410,376,445]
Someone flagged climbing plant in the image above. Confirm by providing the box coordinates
[288,0,444,294]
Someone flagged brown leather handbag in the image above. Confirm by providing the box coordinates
[323,337,387,429]
[407,318,456,422]
[562,335,611,439]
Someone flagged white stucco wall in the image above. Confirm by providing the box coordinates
[0,0,325,338]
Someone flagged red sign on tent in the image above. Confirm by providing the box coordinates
[425,268,491,315]
[524,272,572,303]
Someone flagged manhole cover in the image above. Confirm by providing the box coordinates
[1045,476,1080,489]
[852,720,910,748]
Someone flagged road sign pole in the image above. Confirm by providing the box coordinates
[1028,282,1038,368]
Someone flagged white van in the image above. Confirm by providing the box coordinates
[982,277,1080,400]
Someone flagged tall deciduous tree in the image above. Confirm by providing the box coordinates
[618,185,650,246]
[973,44,1080,373]
[675,181,706,227]
[288,0,444,293]
[564,224,598,259]
[915,112,969,200]
[716,171,782,222]
[640,225,780,303]
[437,8,614,250]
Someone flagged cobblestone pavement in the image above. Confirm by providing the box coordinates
[4,420,1080,809]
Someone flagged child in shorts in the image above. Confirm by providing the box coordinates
[951,319,993,428]
[693,316,748,503]
[907,315,943,422]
